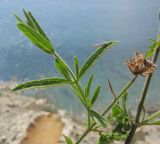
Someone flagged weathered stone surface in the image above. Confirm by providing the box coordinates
[0,81,160,144]
[0,82,63,144]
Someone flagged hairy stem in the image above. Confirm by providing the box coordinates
[125,45,160,144]
[75,75,137,144]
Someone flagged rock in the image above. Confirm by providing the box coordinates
[0,81,160,144]
[0,82,63,144]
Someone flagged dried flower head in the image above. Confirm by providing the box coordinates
[126,51,157,76]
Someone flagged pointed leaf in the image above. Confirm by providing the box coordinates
[17,22,54,54]
[91,86,100,105]
[55,58,71,80]
[14,14,23,22]
[142,120,160,126]
[89,109,107,127]
[85,74,94,97]
[145,111,160,123]
[64,136,73,144]
[112,104,124,118]
[146,39,158,59]
[55,54,75,79]
[28,11,50,41]
[12,78,68,91]
[79,41,118,78]
[23,9,35,28]
[74,56,79,79]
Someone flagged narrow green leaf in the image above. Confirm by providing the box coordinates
[64,136,73,144]
[17,22,54,54]
[112,104,124,118]
[28,11,50,41]
[89,109,107,127]
[55,54,76,81]
[142,120,160,126]
[145,111,160,122]
[74,56,79,79]
[12,78,68,91]
[85,74,94,97]
[79,41,118,78]
[55,58,71,80]
[23,9,35,28]
[146,39,158,59]
[13,14,23,22]
[91,86,100,105]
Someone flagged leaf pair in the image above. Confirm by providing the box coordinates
[84,74,100,108]
[15,10,55,55]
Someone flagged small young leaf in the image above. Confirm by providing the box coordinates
[146,39,158,59]
[91,86,100,105]
[64,136,73,144]
[12,78,68,91]
[17,22,54,54]
[86,98,92,108]
[89,109,107,127]
[79,41,118,78]
[99,133,113,144]
[74,56,79,79]
[55,58,71,80]
[85,74,94,97]
[112,104,124,118]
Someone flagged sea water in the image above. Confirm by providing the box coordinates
[0,0,160,114]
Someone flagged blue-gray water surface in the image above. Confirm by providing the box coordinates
[0,0,160,114]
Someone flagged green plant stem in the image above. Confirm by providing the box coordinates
[53,52,88,108]
[87,113,91,128]
[75,75,137,144]
[54,52,92,127]
[76,124,95,144]
[54,52,76,81]
[102,75,137,116]
[125,45,160,144]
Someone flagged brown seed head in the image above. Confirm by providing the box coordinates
[126,51,157,76]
